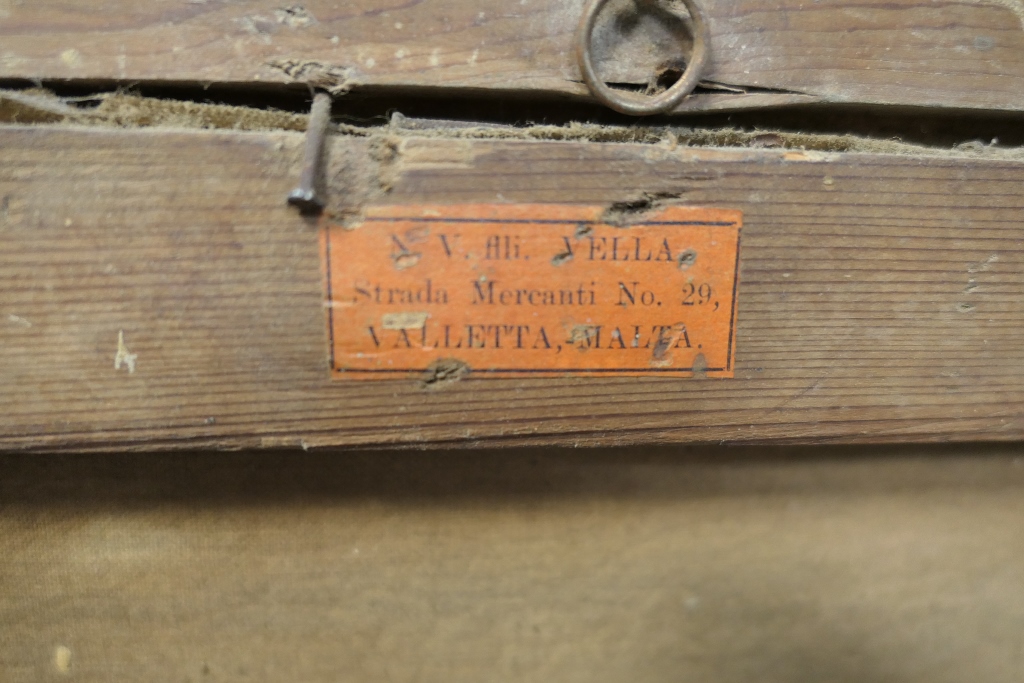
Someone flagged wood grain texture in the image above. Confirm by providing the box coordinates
[1,124,1024,451]
[1,0,1024,112]
[3,445,1024,682]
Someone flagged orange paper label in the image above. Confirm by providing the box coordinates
[321,204,742,379]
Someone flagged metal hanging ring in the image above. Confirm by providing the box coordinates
[576,0,710,116]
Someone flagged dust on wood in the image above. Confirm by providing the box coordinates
[0,89,309,131]
[420,358,471,390]
[368,135,402,194]
[91,94,309,131]
[4,90,1024,164]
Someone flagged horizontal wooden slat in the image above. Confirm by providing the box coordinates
[1,0,1024,113]
[1,124,1024,451]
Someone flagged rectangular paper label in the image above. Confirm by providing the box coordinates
[322,204,741,379]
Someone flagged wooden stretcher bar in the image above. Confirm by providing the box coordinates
[1,0,1024,113]
[1,123,1022,451]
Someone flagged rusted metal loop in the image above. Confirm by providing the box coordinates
[576,0,710,116]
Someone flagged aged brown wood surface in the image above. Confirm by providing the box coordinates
[4,446,1024,682]
[1,0,1024,113]
[1,123,1024,451]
